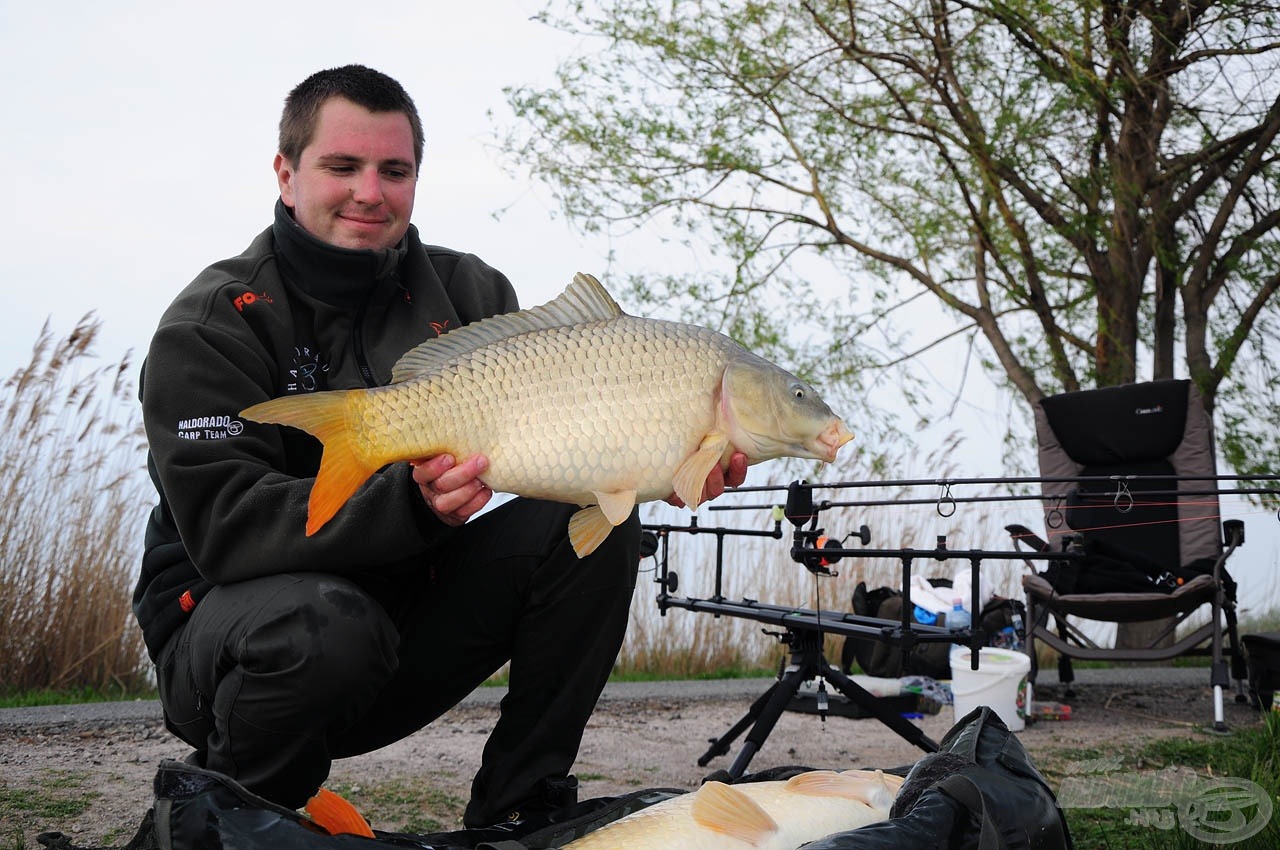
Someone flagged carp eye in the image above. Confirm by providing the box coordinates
[792,385,805,399]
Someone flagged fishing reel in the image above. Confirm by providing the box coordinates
[785,480,871,575]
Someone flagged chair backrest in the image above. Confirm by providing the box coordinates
[1034,379,1221,572]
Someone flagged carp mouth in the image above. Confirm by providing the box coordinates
[817,420,854,462]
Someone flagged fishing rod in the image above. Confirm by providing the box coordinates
[712,489,1280,516]
[712,476,1280,520]
[727,473,1280,493]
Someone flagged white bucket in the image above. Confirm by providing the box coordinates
[950,647,1030,731]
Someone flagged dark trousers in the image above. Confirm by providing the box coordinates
[155,498,640,825]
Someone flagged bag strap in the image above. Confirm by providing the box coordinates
[938,774,1007,850]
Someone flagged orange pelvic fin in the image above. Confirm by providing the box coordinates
[567,505,612,558]
[240,391,378,535]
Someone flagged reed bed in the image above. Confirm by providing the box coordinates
[0,316,151,696]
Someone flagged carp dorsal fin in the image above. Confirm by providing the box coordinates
[690,781,778,844]
[783,770,880,804]
[390,272,624,383]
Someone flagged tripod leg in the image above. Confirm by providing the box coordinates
[822,660,940,753]
[724,662,815,779]
[697,681,784,767]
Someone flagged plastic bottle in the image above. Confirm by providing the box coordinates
[948,597,971,630]
[1011,612,1025,650]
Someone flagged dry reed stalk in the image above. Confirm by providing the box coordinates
[0,315,151,695]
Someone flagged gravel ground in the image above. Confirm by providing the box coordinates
[0,667,1266,847]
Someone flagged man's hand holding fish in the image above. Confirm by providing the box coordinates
[410,453,495,526]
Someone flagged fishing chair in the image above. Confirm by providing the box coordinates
[1006,379,1248,731]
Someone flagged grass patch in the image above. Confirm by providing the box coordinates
[0,770,99,826]
[1049,716,1279,848]
[329,778,467,834]
[0,686,157,709]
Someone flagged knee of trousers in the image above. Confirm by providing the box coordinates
[238,574,399,702]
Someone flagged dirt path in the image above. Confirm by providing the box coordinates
[0,673,1264,846]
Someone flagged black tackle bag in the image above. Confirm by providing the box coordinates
[845,582,1030,679]
[37,761,683,850]
[803,706,1072,850]
[843,580,954,679]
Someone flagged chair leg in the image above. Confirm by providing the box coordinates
[1054,616,1075,698]
[1023,596,1039,720]
[1225,604,1249,701]
[1210,586,1230,733]
[1025,598,1040,686]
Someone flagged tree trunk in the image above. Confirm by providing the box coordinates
[1117,233,1181,655]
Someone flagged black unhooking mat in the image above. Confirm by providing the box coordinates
[37,707,1071,850]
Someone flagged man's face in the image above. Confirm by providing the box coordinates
[275,97,418,251]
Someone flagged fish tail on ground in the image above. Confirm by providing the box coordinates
[304,787,375,837]
[240,391,378,536]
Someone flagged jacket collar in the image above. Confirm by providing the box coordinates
[271,198,411,307]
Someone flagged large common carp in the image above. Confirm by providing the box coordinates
[240,273,852,556]
[563,770,902,849]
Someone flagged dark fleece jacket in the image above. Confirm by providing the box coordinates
[133,201,518,658]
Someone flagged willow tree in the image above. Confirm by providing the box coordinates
[504,0,1280,480]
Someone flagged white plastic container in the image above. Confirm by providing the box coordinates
[950,647,1031,731]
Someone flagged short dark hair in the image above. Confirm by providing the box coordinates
[278,64,425,168]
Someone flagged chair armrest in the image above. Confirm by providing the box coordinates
[1005,524,1050,553]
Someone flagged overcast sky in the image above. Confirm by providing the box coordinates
[2,2,1275,599]
[0,1,613,376]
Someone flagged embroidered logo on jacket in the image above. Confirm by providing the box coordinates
[177,415,243,440]
[233,290,274,312]
[288,345,329,393]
